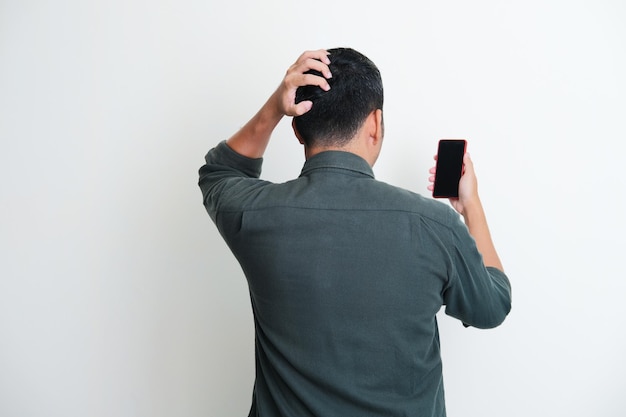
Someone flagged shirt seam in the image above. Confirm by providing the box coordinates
[216,205,456,228]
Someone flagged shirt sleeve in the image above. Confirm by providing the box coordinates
[441,211,512,329]
[198,140,264,222]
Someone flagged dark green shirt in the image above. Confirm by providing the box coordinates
[199,141,511,417]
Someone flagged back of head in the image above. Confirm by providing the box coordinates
[294,47,384,148]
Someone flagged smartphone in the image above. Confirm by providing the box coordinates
[432,139,467,198]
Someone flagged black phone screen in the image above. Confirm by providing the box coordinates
[433,139,466,198]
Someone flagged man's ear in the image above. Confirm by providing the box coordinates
[368,109,384,145]
[292,119,305,145]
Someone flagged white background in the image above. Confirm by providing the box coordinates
[1,0,625,416]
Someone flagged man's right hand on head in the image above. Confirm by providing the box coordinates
[226,49,333,159]
[273,49,332,117]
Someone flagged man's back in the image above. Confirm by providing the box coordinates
[200,142,511,416]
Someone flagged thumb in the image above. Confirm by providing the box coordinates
[292,100,313,117]
[463,152,473,174]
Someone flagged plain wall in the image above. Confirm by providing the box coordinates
[1,0,625,416]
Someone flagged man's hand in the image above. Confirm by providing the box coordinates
[226,49,332,159]
[272,49,332,117]
[427,153,479,216]
[428,153,504,271]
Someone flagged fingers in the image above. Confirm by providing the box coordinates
[427,161,436,191]
[278,49,333,117]
[426,169,435,193]
[458,152,472,176]
[428,152,475,197]
[302,73,331,91]
[290,50,332,80]
[294,49,331,70]
[286,51,332,91]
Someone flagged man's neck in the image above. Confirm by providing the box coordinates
[305,142,377,167]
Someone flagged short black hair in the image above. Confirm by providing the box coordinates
[294,47,383,148]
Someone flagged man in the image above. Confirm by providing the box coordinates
[199,48,511,417]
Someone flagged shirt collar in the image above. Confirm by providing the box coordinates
[300,150,375,179]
